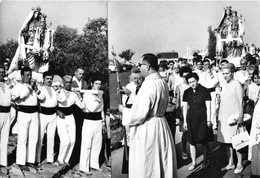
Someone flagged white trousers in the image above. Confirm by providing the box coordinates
[0,112,10,166]
[79,119,102,172]
[37,113,57,163]
[16,111,39,165]
[57,114,75,163]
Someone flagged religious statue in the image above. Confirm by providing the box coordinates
[215,6,245,59]
[8,5,54,74]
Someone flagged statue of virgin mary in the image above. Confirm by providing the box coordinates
[8,5,54,74]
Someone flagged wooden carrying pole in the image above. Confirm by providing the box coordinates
[112,46,128,161]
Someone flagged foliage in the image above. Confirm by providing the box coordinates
[1,18,109,110]
[49,18,108,84]
[119,49,135,62]
[207,25,216,60]
[0,39,18,64]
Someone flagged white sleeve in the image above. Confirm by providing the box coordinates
[56,89,66,103]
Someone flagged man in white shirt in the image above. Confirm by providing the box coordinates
[79,77,106,175]
[234,58,249,85]
[193,59,204,79]
[119,53,177,178]
[72,68,88,91]
[200,59,219,129]
[55,75,83,166]
[0,65,11,174]
[168,63,182,93]
[11,67,44,171]
[37,71,66,166]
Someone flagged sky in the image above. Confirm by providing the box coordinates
[0,1,107,42]
[108,1,260,62]
[1,1,260,64]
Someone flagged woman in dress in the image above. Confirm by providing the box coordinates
[217,63,244,174]
[183,72,214,171]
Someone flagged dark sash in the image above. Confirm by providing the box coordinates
[40,106,57,115]
[0,105,11,113]
[18,105,38,113]
[83,112,102,120]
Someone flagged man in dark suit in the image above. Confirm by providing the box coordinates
[71,68,88,91]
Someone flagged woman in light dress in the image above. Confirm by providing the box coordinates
[217,63,244,174]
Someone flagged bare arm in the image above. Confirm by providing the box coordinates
[182,101,188,130]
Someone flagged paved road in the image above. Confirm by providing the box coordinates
[111,124,252,178]
[110,71,252,178]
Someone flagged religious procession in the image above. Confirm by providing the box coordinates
[109,5,260,178]
[1,2,260,178]
[0,4,110,178]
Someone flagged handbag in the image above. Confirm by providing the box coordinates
[231,125,250,150]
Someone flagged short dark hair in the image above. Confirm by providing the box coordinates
[91,75,103,84]
[168,61,174,65]
[178,58,184,62]
[43,71,54,79]
[220,59,228,64]
[131,66,141,74]
[179,66,192,77]
[203,59,210,64]
[196,59,203,64]
[141,53,158,71]
[185,72,199,82]
[21,66,32,76]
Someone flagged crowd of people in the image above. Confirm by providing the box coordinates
[1,50,260,177]
[117,52,260,177]
[0,63,110,176]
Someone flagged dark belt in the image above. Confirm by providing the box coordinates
[125,104,133,109]
[83,112,102,120]
[40,106,57,115]
[208,87,216,93]
[0,105,11,113]
[18,105,38,113]
[58,106,73,116]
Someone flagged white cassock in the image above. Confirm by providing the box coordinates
[122,72,177,178]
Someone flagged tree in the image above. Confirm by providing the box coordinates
[119,49,135,62]
[0,39,18,64]
[49,17,108,83]
[207,25,216,60]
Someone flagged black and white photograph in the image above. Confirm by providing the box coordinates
[0,1,110,177]
[108,1,260,178]
[1,0,260,178]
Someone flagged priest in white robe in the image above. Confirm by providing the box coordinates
[119,53,177,178]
